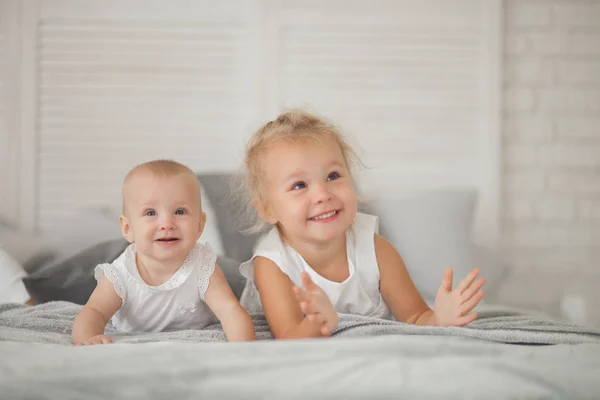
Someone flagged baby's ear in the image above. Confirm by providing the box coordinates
[253,198,277,225]
[119,215,134,243]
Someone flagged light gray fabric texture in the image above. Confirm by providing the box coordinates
[1,302,600,399]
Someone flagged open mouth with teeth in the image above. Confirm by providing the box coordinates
[309,210,339,221]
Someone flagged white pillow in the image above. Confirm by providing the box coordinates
[0,247,30,303]
[370,189,507,304]
[197,185,225,256]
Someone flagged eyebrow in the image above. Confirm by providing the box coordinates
[282,161,345,182]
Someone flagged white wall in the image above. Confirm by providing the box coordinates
[495,0,600,326]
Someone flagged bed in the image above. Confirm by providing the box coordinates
[1,302,600,398]
[1,176,599,398]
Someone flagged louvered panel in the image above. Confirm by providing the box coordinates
[37,2,254,232]
[277,0,486,197]
[0,7,12,225]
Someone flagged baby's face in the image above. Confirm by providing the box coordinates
[260,138,357,246]
[120,172,205,267]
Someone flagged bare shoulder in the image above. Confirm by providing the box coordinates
[208,263,227,286]
[85,274,123,319]
[254,256,284,279]
[204,263,240,313]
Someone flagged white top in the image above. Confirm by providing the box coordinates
[239,213,392,320]
[95,242,217,333]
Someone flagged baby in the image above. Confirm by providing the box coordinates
[72,160,255,344]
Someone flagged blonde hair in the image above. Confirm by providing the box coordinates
[122,159,201,214]
[235,109,363,234]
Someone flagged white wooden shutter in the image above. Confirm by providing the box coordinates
[0,0,19,226]
[268,0,500,244]
[34,0,259,232]
[0,3,7,219]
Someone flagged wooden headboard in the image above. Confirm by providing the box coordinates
[0,0,501,248]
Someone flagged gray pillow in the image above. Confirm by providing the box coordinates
[370,190,509,304]
[23,239,129,305]
[22,238,247,304]
[197,173,262,262]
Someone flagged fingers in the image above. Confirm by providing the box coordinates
[460,290,484,315]
[456,268,481,294]
[79,335,112,346]
[300,300,316,315]
[292,285,308,303]
[460,278,486,303]
[307,313,325,325]
[455,312,478,327]
[439,268,453,293]
[300,271,316,291]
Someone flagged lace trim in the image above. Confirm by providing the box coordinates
[95,263,126,300]
[121,244,196,290]
[197,244,217,300]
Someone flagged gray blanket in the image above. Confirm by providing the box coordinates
[1,301,599,345]
[2,302,600,399]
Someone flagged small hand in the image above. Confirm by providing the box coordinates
[292,271,339,336]
[433,268,485,327]
[74,334,113,346]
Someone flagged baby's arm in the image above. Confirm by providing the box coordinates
[72,275,122,345]
[254,257,335,339]
[203,265,255,342]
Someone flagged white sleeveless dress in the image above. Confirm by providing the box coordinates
[95,242,218,333]
[239,212,392,320]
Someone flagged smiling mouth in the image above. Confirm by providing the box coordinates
[156,238,179,242]
[309,210,339,220]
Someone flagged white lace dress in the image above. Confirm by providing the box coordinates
[95,242,217,333]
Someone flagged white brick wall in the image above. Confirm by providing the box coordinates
[499,0,600,327]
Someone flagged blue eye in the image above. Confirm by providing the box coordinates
[327,172,340,181]
[144,210,156,217]
[291,181,307,191]
[175,209,186,215]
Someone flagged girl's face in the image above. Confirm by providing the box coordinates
[259,138,358,246]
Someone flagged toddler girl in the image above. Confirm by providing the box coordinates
[72,160,255,344]
[238,110,485,339]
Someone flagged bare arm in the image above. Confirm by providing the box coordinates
[375,234,485,326]
[204,265,255,342]
[72,275,122,344]
[254,257,330,339]
[375,234,436,326]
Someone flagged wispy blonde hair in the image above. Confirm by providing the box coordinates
[233,109,363,234]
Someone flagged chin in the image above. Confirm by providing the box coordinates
[311,228,346,243]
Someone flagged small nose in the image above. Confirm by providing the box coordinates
[313,183,333,204]
[159,214,175,230]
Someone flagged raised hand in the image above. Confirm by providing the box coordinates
[433,268,485,327]
[74,334,113,346]
[292,271,339,336]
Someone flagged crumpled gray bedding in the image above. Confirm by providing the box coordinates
[1,301,600,399]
